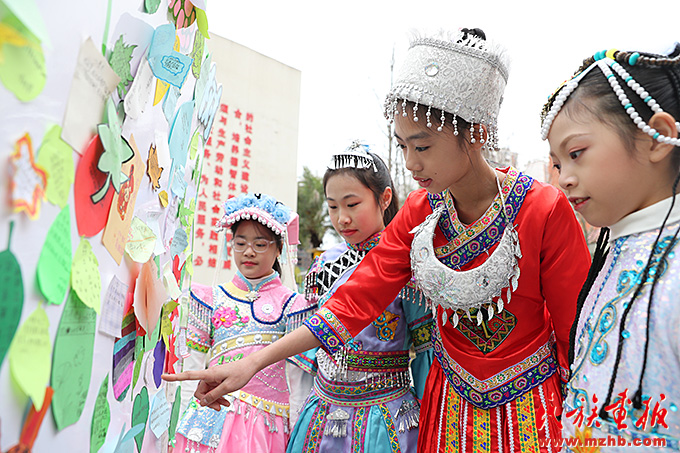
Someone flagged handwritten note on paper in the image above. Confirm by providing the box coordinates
[0,31,46,102]
[149,390,171,438]
[148,24,193,88]
[61,37,121,154]
[8,306,51,411]
[168,101,194,175]
[124,58,155,120]
[102,134,144,265]
[197,62,222,142]
[36,205,71,305]
[99,276,129,338]
[71,238,102,314]
[90,375,111,453]
[125,216,157,263]
[36,125,75,208]
[51,291,96,431]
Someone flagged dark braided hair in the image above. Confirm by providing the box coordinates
[546,44,680,420]
[568,227,610,367]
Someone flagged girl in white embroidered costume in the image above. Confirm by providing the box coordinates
[286,142,434,452]
[173,193,316,453]
[164,29,591,452]
[542,45,680,450]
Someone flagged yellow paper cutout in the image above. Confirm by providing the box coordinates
[9,133,47,219]
[9,306,51,411]
[158,190,169,207]
[152,35,179,105]
[146,143,163,190]
[71,238,102,313]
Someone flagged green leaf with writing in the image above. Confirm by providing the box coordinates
[51,290,96,430]
[71,238,102,313]
[168,386,181,443]
[0,222,23,367]
[36,205,71,305]
[108,35,137,99]
[90,375,110,453]
[132,334,144,390]
[190,29,204,79]
[131,386,149,452]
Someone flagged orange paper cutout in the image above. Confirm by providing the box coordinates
[146,143,163,190]
[9,134,47,220]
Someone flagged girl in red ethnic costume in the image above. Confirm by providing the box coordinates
[165,28,590,452]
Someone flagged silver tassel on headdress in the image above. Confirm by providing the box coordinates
[327,140,377,172]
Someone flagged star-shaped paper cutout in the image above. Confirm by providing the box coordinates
[9,133,47,219]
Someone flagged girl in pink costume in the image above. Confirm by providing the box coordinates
[174,193,316,453]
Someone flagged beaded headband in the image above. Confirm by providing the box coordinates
[541,49,680,146]
[216,193,299,265]
[384,30,510,150]
[328,140,377,172]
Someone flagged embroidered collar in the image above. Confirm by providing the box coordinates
[347,231,382,251]
[427,167,532,270]
[609,196,680,241]
[234,271,279,302]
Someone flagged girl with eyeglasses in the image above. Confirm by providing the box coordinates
[173,193,316,453]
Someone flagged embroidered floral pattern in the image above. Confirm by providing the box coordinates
[372,310,400,341]
[212,305,249,329]
[455,307,517,354]
[347,231,382,251]
[428,167,533,270]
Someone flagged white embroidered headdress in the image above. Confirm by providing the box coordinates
[216,193,299,264]
[385,29,510,149]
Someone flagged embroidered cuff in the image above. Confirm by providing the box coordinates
[287,352,318,375]
[303,307,353,355]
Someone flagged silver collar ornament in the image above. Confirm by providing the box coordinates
[409,179,521,327]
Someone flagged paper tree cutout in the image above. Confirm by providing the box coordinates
[146,143,163,190]
[168,0,196,29]
[108,35,137,99]
[92,98,134,203]
[9,133,47,219]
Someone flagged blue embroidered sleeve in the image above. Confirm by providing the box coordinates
[303,306,353,355]
[401,282,434,399]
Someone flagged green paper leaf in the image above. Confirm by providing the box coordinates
[36,205,71,305]
[92,98,134,203]
[189,29,204,79]
[131,386,150,452]
[0,40,46,102]
[0,221,23,367]
[36,125,75,208]
[195,8,209,40]
[144,0,161,13]
[9,306,51,410]
[132,335,144,390]
[168,386,181,443]
[108,35,137,99]
[71,238,102,314]
[90,375,111,453]
[51,290,96,430]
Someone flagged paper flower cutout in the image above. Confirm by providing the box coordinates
[168,0,196,29]
[9,133,47,219]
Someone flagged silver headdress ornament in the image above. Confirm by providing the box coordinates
[541,49,680,145]
[384,30,510,150]
[328,140,377,172]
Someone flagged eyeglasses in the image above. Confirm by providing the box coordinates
[230,238,276,253]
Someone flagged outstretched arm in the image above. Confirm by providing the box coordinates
[162,325,321,410]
